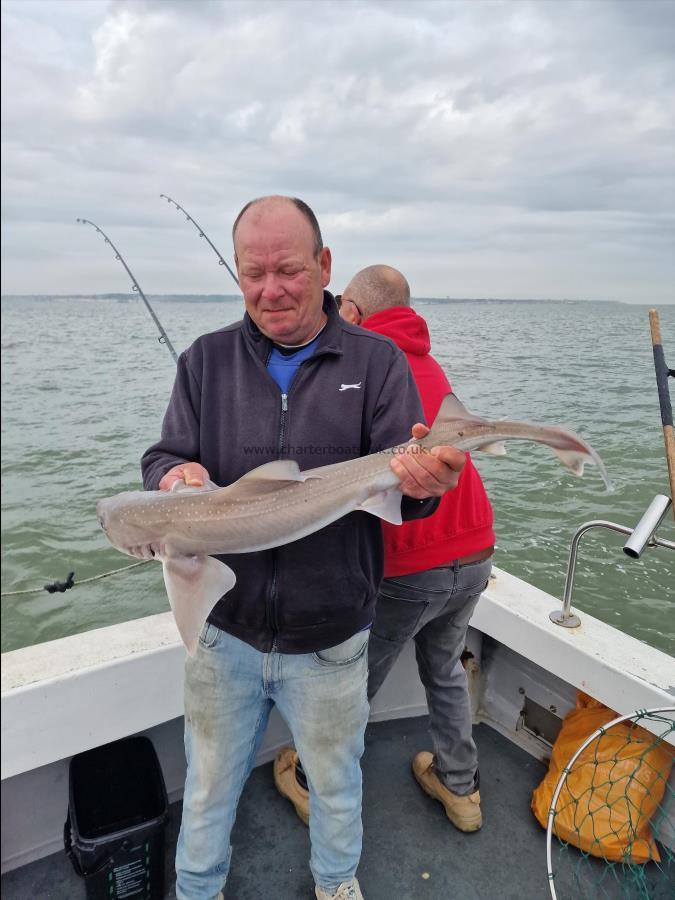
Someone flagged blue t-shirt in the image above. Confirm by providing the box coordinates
[266,336,321,393]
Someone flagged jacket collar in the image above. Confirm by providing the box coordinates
[243,291,343,360]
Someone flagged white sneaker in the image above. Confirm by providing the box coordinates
[315,878,364,900]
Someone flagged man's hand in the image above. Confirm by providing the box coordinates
[390,423,465,499]
[159,462,210,492]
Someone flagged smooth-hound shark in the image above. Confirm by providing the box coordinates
[97,394,610,654]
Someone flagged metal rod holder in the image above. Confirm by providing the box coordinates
[623,494,673,558]
[550,495,674,628]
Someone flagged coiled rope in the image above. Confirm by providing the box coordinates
[0,560,151,598]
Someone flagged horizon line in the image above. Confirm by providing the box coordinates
[3,293,672,305]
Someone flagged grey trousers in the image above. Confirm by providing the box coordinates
[367,557,492,796]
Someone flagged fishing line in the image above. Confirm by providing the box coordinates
[0,560,151,598]
[160,194,240,288]
[3,222,175,603]
[5,213,232,604]
[76,217,179,363]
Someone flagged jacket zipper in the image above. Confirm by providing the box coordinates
[278,391,288,447]
[267,390,289,649]
[266,352,326,652]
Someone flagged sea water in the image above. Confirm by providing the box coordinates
[1,297,673,654]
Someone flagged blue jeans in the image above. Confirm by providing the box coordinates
[175,625,370,899]
[368,557,492,796]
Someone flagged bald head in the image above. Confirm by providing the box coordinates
[232,195,323,258]
[343,265,410,320]
[232,194,332,346]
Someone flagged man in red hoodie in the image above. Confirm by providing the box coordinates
[275,265,494,833]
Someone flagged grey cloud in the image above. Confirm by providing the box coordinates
[1,0,674,301]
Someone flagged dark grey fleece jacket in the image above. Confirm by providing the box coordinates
[141,293,438,654]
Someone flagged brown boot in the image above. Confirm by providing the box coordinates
[273,747,310,826]
[412,751,482,832]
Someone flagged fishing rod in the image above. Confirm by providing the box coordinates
[76,217,178,363]
[649,309,675,520]
[160,194,240,289]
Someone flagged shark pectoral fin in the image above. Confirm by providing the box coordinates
[358,487,403,525]
[478,441,507,456]
[161,555,236,656]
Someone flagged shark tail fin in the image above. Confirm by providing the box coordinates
[552,439,613,490]
[553,447,588,476]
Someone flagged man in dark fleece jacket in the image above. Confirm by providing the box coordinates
[141,197,466,900]
[275,266,494,838]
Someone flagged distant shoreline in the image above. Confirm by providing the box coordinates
[1,294,662,305]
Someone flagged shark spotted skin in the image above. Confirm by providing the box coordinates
[96,394,610,654]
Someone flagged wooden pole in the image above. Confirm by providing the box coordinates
[649,309,675,520]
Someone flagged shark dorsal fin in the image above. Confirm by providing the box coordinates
[214,459,321,502]
[425,393,491,444]
[433,393,485,425]
[238,460,308,482]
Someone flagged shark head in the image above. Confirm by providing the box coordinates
[96,491,164,559]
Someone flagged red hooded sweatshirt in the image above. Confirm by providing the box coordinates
[363,306,495,577]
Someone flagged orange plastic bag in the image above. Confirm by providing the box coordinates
[531,692,674,863]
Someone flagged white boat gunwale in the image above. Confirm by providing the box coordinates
[1,566,673,874]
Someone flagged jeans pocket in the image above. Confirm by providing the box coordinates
[456,559,493,598]
[372,595,429,643]
[312,631,370,667]
[198,621,222,649]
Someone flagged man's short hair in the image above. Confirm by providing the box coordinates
[232,196,324,257]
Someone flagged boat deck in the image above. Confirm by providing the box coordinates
[2,716,671,899]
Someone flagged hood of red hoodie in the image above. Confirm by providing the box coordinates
[361,306,431,356]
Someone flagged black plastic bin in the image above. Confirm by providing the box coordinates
[64,736,169,900]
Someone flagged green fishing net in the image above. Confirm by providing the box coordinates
[544,709,674,899]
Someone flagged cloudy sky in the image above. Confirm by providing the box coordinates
[1,0,674,302]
